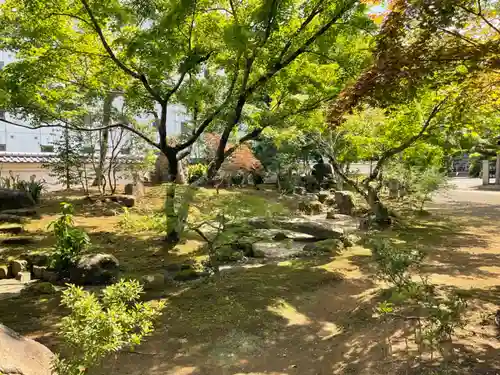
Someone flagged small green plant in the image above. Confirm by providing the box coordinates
[48,202,90,273]
[370,238,425,289]
[0,173,45,203]
[372,239,467,361]
[412,167,449,211]
[187,163,208,183]
[52,280,165,375]
[118,207,167,232]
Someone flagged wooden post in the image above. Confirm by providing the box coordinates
[482,160,490,185]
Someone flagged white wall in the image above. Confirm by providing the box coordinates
[0,50,188,154]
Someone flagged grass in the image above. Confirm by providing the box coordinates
[0,185,499,375]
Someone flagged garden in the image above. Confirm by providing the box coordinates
[0,0,499,374]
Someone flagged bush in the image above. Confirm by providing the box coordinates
[468,159,481,178]
[0,174,46,203]
[48,202,90,274]
[52,280,164,375]
[370,238,424,289]
[187,163,208,183]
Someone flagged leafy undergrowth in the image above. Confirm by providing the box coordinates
[0,187,499,374]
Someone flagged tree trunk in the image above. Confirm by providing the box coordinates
[366,185,390,224]
[64,126,70,190]
[94,93,115,192]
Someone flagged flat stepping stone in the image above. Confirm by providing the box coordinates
[255,229,315,242]
[0,208,38,217]
[248,217,344,240]
[0,214,27,224]
[1,236,35,245]
[0,279,35,300]
[0,225,23,235]
[252,241,306,259]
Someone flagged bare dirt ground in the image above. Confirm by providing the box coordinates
[0,180,499,375]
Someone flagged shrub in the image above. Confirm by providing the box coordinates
[118,207,166,232]
[0,174,46,203]
[187,163,208,183]
[412,167,449,211]
[52,280,164,375]
[48,202,90,274]
[468,159,481,178]
[370,238,424,289]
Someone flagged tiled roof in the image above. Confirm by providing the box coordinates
[0,152,142,164]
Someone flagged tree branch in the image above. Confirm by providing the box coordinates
[368,97,449,182]
[0,117,159,150]
[247,0,356,97]
[174,64,240,152]
[278,2,324,62]
[79,0,163,102]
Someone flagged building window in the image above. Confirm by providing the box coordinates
[82,146,94,154]
[0,144,6,152]
[121,148,131,155]
[0,111,5,120]
[40,145,54,152]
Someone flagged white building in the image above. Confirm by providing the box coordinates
[0,50,196,185]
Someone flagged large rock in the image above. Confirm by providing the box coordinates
[298,200,324,215]
[0,323,54,375]
[69,253,120,285]
[303,239,344,253]
[252,241,306,259]
[335,191,354,216]
[0,189,36,211]
[124,182,145,197]
[317,191,333,204]
[248,217,344,241]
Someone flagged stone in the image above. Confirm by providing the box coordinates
[0,225,23,235]
[298,200,324,215]
[15,271,31,282]
[0,188,36,211]
[173,269,203,281]
[116,195,136,208]
[0,323,55,375]
[387,179,399,199]
[254,229,315,242]
[273,232,288,241]
[293,186,306,195]
[41,269,58,283]
[359,217,370,231]
[335,191,354,216]
[69,253,120,285]
[0,208,38,217]
[0,265,8,279]
[1,236,35,245]
[252,241,305,259]
[317,191,332,204]
[324,195,336,206]
[326,210,337,220]
[303,239,344,253]
[10,259,28,277]
[33,265,47,279]
[24,252,50,267]
[124,182,145,197]
[21,282,57,296]
[248,217,345,241]
[142,273,165,290]
[0,214,27,224]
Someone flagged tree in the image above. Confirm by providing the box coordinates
[43,127,86,190]
[319,91,451,222]
[0,0,376,244]
[328,0,500,125]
